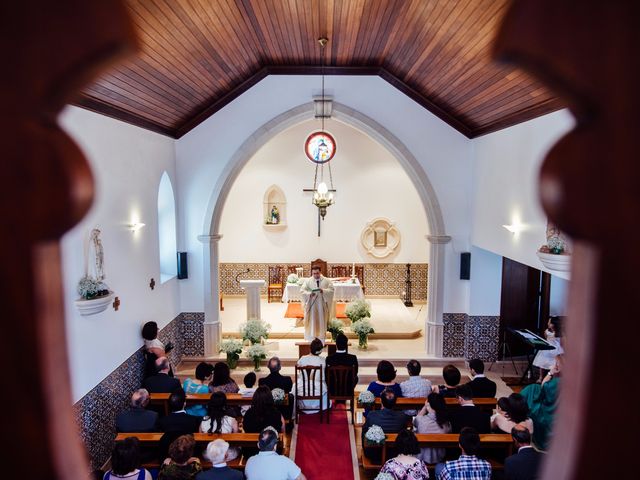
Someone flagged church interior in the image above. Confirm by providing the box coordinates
[5,1,636,479]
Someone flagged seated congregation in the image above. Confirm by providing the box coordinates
[102,322,558,480]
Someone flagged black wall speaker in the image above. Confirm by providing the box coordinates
[177,252,188,279]
[460,252,471,280]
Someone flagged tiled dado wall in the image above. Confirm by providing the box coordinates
[73,312,205,470]
[442,313,500,361]
[220,262,429,300]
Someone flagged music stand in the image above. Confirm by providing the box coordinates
[488,328,519,376]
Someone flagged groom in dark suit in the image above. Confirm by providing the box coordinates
[466,358,497,398]
[326,333,359,393]
[505,426,544,480]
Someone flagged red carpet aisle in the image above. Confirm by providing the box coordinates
[294,408,355,480]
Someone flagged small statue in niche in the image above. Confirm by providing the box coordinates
[270,205,280,224]
[540,221,571,254]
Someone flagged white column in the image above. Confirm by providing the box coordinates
[426,234,451,357]
[240,280,266,320]
[199,234,223,357]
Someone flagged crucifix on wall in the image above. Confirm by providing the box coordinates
[303,187,337,237]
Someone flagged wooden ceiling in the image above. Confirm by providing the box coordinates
[77,0,563,139]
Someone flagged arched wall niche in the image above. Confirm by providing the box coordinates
[198,102,450,356]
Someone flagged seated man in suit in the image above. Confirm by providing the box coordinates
[142,356,181,393]
[116,388,158,432]
[158,388,202,433]
[505,425,544,480]
[362,388,410,461]
[450,384,491,433]
[259,356,294,422]
[466,358,497,398]
[326,333,359,393]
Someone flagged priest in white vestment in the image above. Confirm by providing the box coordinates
[300,266,334,342]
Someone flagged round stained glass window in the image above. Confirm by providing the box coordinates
[304,131,336,164]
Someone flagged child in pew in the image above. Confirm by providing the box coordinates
[238,372,258,416]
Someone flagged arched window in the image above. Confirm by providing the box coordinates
[157,172,177,283]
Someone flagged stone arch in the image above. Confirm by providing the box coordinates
[199,102,450,356]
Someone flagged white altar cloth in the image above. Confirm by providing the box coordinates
[282,278,363,303]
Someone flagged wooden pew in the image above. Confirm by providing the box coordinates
[149,392,289,416]
[357,396,497,414]
[115,432,283,470]
[361,433,513,471]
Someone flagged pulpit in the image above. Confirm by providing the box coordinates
[239,279,265,320]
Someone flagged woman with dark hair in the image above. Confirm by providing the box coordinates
[295,337,330,413]
[414,392,452,464]
[433,364,461,398]
[141,321,174,378]
[491,393,534,433]
[158,434,201,480]
[209,362,239,394]
[182,362,213,417]
[243,385,285,434]
[533,316,563,382]
[367,360,403,398]
[379,429,429,479]
[199,392,240,460]
[103,437,152,480]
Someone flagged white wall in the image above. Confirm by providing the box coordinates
[471,110,575,280]
[550,275,568,316]
[60,106,181,402]
[469,246,503,316]
[176,75,473,313]
[219,119,429,262]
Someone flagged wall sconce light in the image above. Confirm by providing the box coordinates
[128,222,146,232]
[502,223,523,234]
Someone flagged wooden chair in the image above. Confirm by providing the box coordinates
[326,365,356,424]
[355,265,365,294]
[287,265,303,275]
[331,265,349,277]
[267,265,283,303]
[295,365,324,423]
[310,258,328,276]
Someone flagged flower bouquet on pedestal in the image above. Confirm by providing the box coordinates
[219,338,243,369]
[364,424,386,447]
[328,319,345,341]
[271,388,286,405]
[358,390,376,409]
[247,344,267,371]
[351,318,375,349]
[240,319,271,345]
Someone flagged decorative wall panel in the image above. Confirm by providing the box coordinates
[443,313,500,361]
[219,263,428,300]
[74,313,185,470]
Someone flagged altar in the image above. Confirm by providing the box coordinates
[282,278,364,302]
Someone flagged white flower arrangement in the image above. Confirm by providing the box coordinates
[287,273,299,284]
[219,338,243,355]
[364,424,386,445]
[345,298,371,322]
[271,388,286,404]
[246,344,267,361]
[351,318,375,336]
[240,319,271,344]
[358,390,376,405]
[328,318,345,336]
[77,275,109,300]
[374,473,394,480]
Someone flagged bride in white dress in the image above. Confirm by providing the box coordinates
[296,338,330,414]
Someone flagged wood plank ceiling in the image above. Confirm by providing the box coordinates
[77,0,563,139]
